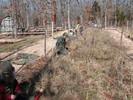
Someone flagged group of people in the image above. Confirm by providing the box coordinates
[0,24,84,100]
[55,24,84,55]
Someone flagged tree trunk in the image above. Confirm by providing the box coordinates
[120,24,124,47]
[127,20,128,31]
[13,0,18,38]
[68,0,71,32]
[26,3,30,30]
[104,0,107,28]
[13,19,17,38]
[132,19,133,28]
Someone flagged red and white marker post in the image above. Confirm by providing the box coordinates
[52,16,54,39]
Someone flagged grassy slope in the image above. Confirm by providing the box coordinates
[0,35,43,53]
[37,28,133,100]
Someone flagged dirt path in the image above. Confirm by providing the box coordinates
[11,31,66,71]
[107,29,133,58]
[17,33,64,56]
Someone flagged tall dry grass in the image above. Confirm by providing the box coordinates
[36,28,133,100]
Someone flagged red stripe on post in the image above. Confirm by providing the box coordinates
[52,16,54,23]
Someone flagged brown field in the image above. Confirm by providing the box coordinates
[35,28,133,100]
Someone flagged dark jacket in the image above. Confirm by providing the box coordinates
[56,36,66,50]
[0,79,20,100]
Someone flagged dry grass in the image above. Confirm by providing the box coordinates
[117,27,133,38]
[0,35,43,53]
[36,28,133,100]
[118,27,133,34]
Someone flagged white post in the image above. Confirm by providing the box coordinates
[52,15,54,39]
[44,19,47,55]
[52,21,54,38]
[44,29,47,55]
